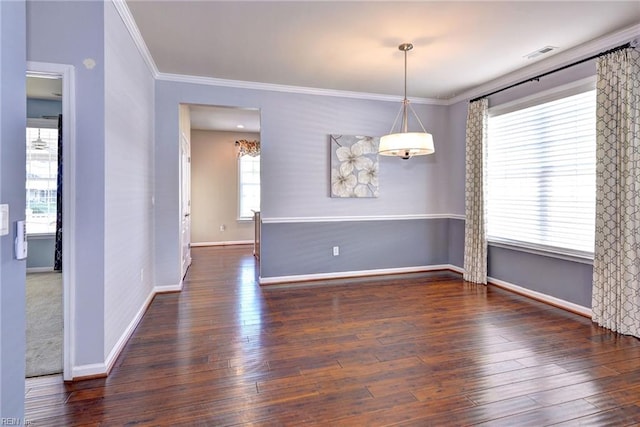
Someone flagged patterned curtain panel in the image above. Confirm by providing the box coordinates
[463,99,489,284]
[592,47,640,337]
[54,114,63,272]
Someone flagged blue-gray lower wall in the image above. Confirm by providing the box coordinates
[448,218,593,308]
[448,217,465,268]
[26,235,54,269]
[260,218,449,278]
[488,246,593,308]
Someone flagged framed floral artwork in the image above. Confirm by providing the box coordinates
[330,135,379,198]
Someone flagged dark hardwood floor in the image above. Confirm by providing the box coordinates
[25,246,640,426]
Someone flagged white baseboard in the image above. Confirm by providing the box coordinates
[191,240,253,247]
[155,282,183,293]
[72,282,183,380]
[259,264,459,285]
[447,264,465,274]
[102,288,157,376]
[72,362,107,379]
[27,267,55,273]
[488,276,592,318]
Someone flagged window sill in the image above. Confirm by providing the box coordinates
[488,239,594,265]
[27,233,56,240]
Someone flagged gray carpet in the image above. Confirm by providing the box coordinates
[26,272,63,377]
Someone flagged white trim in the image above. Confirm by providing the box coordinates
[154,282,183,293]
[447,264,465,275]
[81,282,183,379]
[488,276,592,318]
[259,264,457,285]
[261,214,461,224]
[26,232,55,240]
[26,267,54,273]
[448,23,640,105]
[72,362,108,380]
[488,240,593,265]
[157,72,445,105]
[103,288,155,375]
[111,0,159,78]
[191,240,253,247]
[71,363,107,381]
[27,61,76,382]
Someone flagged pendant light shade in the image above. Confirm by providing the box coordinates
[379,43,435,160]
[379,131,434,159]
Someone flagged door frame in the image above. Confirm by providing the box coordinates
[26,62,76,382]
[179,104,192,280]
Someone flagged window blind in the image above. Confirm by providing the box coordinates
[486,89,596,256]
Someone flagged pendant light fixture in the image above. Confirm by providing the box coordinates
[379,43,435,159]
[31,129,47,150]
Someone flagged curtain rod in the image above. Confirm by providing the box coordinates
[469,42,632,103]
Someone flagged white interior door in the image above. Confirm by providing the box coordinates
[180,132,192,278]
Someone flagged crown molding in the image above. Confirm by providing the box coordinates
[156,72,447,105]
[447,23,640,105]
[111,0,159,79]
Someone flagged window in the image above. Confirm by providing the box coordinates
[238,155,260,219]
[26,125,58,234]
[486,85,596,257]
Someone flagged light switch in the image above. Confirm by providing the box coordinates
[0,204,8,236]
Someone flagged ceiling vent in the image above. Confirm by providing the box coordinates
[524,46,558,60]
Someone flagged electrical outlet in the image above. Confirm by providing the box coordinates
[220,224,226,232]
[140,268,144,283]
[333,246,339,256]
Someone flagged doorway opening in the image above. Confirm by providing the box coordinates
[25,74,63,378]
[182,104,261,274]
[26,62,76,381]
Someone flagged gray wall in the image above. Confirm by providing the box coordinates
[26,236,54,269]
[446,59,599,308]
[448,218,465,268]
[155,81,453,287]
[103,0,156,361]
[27,0,106,366]
[27,98,61,119]
[0,0,27,418]
[261,219,449,278]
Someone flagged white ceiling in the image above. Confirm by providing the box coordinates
[26,76,62,100]
[126,0,640,102]
[189,105,261,133]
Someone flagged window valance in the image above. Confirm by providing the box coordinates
[236,140,260,157]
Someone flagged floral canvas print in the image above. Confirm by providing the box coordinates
[330,135,379,198]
